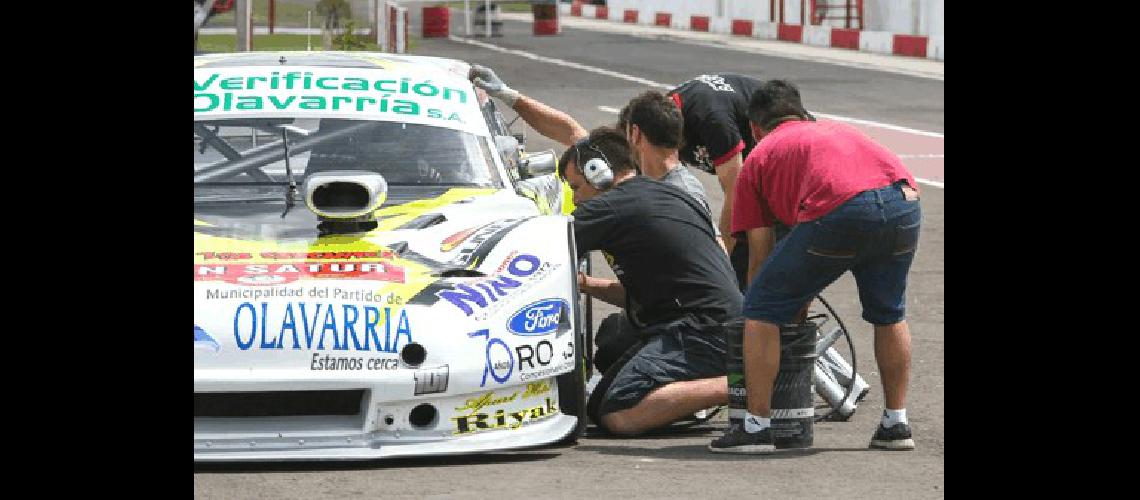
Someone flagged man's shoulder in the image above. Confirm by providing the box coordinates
[609,176,679,202]
[745,121,825,167]
[573,192,615,217]
[664,167,709,194]
[588,177,661,205]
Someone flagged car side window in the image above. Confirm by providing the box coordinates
[481,99,522,185]
[481,99,510,137]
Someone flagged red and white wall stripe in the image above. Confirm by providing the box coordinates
[564,0,943,61]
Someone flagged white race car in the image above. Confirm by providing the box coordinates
[194,51,585,461]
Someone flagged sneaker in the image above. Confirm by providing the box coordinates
[708,423,776,454]
[869,423,915,450]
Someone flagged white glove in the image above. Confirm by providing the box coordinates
[469,64,520,108]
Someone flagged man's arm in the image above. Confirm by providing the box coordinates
[513,94,589,147]
[715,152,743,253]
[578,273,626,307]
[744,227,776,285]
[470,64,587,147]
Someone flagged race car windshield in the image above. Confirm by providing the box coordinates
[193,118,504,197]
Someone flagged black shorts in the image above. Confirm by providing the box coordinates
[730,239,749,293]
[587,314,728,429]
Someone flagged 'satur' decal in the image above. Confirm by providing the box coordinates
[195,261,405,286]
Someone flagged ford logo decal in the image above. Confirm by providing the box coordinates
[507,299,566,336]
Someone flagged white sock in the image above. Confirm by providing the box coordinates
[743,413,770,433]
[882,408,908,427]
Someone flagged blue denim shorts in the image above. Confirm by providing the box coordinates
[743,181,922,326]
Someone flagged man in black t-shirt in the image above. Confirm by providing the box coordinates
[561,127,743,436]
[668,74,814,292]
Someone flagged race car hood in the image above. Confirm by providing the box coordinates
[194,186,574,378]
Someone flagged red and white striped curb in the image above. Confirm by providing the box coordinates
[564,2,943,61]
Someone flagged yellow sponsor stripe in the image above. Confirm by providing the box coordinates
[195,188,497,302]
[344,53,402,69]
[373,188,495,231]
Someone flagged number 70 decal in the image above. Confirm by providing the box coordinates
[468,329,514,387]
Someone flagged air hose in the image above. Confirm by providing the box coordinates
[813,295,858,423]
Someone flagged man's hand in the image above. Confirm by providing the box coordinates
[577,273,627,307]
[472,64,586,147]
[469,64,520,108]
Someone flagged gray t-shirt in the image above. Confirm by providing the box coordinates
[660,166,721,236]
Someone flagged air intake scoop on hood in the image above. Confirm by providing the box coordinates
[304,171,387,219]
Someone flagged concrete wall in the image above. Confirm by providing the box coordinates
[923,0,944,38]
[603,0,942,37]
[562,1,943,60]
[860,0,942,36]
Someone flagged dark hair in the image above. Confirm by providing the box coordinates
[747,80,810,130]
[558,127,636,180]
[623,91,683,149]
[615,104,631,135]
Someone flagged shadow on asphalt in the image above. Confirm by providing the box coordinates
[574,443,873,461]
[584,424,721,440]
[194,450,563,473]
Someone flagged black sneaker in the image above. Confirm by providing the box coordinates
[708,423,776,454]
[869,422,915,450]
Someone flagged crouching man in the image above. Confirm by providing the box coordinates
[563,127,742,436]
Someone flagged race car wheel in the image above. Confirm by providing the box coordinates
[554,316,586,445]
[555,222,587,445]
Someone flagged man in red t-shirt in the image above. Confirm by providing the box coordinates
[708,80,922,454]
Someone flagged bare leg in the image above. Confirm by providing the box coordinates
[601,376,728,436]
[743,319,781,417]
[873,320,911,410]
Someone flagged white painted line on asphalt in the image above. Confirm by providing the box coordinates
[451,36,944,187]
[452,36,943,137]
[601,102,946,187]
[812,113,944,139]
[674,38,944,82]
[450,36,668,89]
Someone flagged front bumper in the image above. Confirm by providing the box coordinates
[194,376,575,462]
[194,412,577,461]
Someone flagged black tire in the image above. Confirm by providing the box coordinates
[554,221,587,445]
[554,321,586,445]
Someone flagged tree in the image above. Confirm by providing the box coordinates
[316,0,352,49]
[316,0,352,31]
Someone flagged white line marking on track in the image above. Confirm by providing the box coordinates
[451,36,667,88]
[811,113,944,138]
[452,36,943,138]
[898,154,945,159]
[452,36,944,186]
[915,178,944,188]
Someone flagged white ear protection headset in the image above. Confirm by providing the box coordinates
[573,137,614,190]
